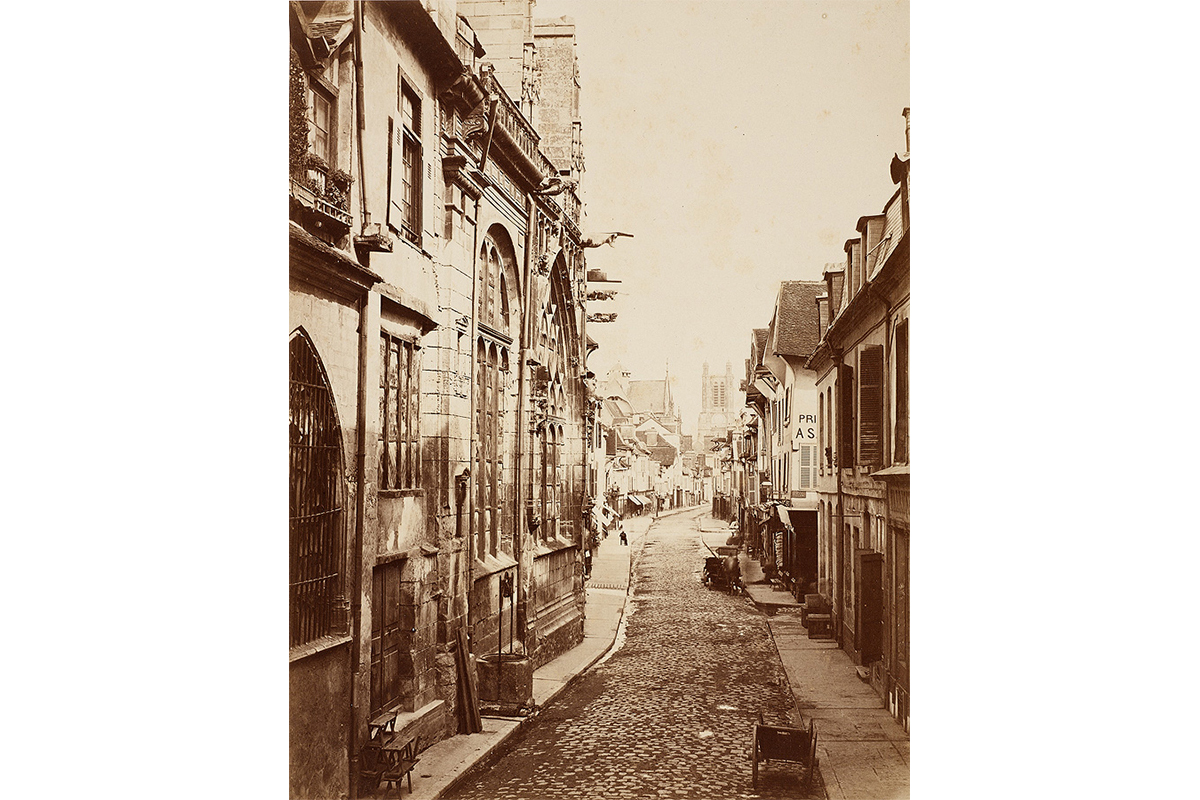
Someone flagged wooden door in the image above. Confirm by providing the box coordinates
[856,550,884,664]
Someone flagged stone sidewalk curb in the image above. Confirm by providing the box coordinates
[432,506,704,799]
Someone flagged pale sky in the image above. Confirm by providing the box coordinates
[537,0,909,437]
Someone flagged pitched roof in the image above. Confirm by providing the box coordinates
[627,379,672,416]
[748,328,768,369]
[771,281,825,358]
[646,445,677,468]
[309,19,348,39]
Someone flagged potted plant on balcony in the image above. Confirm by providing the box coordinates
[303,152,328,194]
[326,168,353,213]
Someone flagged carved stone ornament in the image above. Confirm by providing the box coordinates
[462,103,489,142]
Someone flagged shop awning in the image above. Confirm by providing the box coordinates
[871,465,910,480]
[628,495,645,507]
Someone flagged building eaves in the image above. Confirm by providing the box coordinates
[805,229,909,371]
[380,1,466,85]
[289,222,383,299]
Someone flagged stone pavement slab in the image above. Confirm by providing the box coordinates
[744,583,802,608]
[387,716,520,800]
[765,604,910,800]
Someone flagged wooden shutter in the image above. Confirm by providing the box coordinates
[838,364,855,468]
[894,320,909,462]
[859,346,885,466]
[387,116,401,230]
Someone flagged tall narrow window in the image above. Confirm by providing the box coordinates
[389,82,422,245]
[379,334,420,490]
[894,319,909,463]
[478,242,505,329]
[308,86,333,164]
[818,394,825,476]
[859,345,885,466]
[826,388,834,468]
[838,364,855,468]
[544,427,557,540]
[290,333,344,648]
[539,424,549,542]
[799,444,813,489]
[474,341,507,557]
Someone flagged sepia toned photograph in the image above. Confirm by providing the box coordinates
[13,2,1200,799]
[289,0,906,797]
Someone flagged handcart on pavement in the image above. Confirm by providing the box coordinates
[703,546,742,593]
[751,711,818,794]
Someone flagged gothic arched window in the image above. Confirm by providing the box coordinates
[289,331,345,647]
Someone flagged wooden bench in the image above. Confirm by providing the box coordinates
[752,712,818,794]
[379,736,421,796]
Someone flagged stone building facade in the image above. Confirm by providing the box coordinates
[288,2,594,796]
[808,112,910,730]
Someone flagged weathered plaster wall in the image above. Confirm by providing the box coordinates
[290,643,351,800]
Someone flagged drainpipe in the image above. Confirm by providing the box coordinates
[353,2,370,230]
[348,285,376,800]
[514,194,536,647]
[347,6,368,795]
[467,191,481,605]
[832,349,844,649]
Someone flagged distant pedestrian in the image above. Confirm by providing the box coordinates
[619,524,628,546]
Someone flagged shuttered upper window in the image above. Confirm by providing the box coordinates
[837,364,855,468]
[798,444,814,489]
[894,320,909,463]
[388,79,422,245]
[859,345,885,466]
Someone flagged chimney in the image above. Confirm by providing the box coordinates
[903,107,910,156]
[829,270,845,318]
[845,238,860,297]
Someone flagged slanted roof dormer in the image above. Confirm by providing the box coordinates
[844,237,861,300]
[857,214,887,283]
[823,262,845,320]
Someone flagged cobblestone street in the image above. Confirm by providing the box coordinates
[444,510,819,799]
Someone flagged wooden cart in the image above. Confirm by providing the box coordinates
[751,712,818,794]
